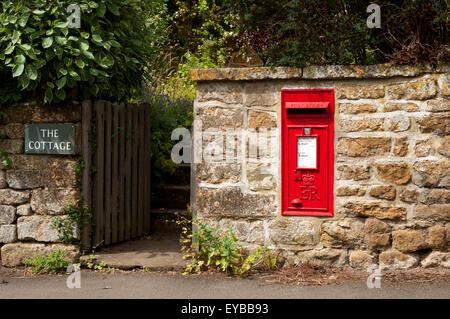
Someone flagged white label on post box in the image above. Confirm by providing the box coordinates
[297,136,317,169]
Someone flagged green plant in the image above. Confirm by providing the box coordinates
[24,249,70,274]
[0,0,159,104]
[145,92,193,184]
[52,195,93,247]
[85,254,116,273]
[181,218,277,276]
[0,150,12,168]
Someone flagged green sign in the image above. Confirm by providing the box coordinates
[25,124,76,155]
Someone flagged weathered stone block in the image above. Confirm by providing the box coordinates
[337,138,390,157]
[369,185,396,200]
[399,185,419,203]
[17,215,78,243]
[392,229,427,252]
[349,250,375,269]
[338,85,385,99]
[414,138,433,157]
[0,170,6,188]
[379,249,419,270]
[196,163,241,184]
[30,188,78,215]
[376,162,410,184]
[268,218,315,248]
[196,106,243,129]
[413,204,450,221]
[343,202,407,220]
[320,218,364,248]
[338,103,377,114]
[0,205,16,225]
[416,112,450,136]
[426,99,450,112]
[0,225,17,243]
[6,170,43,189]
[437,74,449,96]
[364,218,391,249]
[196,187,276,218]
[204,219,265,245]
[418,189,450,205]
[338,118,384,132]
[298,248,347,267]
[4,123,24,139]
[386,76,437,100]
[393,137,409,157]
[17,203,33,216]
[412,159,449,188]
[382,102,418,112]
[246,163,276,191]
[244,82,277,107]
[437,136,450,158]
[336,185,365,196]
[197,82,243,104]
[0,189,30,205]
[248,110,277,128]
[336,164,370,180]
[385,116,410,132]
[392,227,445,253]
[426,225,445,249]
[42,159,78,188]
[0,243,80,267]
[0,139,24,154]
[421,252,450,268]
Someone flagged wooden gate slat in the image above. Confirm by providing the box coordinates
[93,101,105,247]
[118,104,126,242]
[138,106,145,236]
[131,105,139,238]
[81,100,92,249]
[145,104,151,234]
[111,105,119,243]
[125,105,133,240]
[104,102,112,245]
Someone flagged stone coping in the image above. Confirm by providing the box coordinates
[190,64,449,82]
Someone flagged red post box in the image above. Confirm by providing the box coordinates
[281,89,334,217]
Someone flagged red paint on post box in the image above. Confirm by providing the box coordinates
[281,89,334,217]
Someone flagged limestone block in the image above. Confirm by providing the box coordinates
[0,205,16,225]
[30,188,78,215]
[337,138,390,157]
[376,162,410,184]
[1,243,79,267]
[379,249,419,270]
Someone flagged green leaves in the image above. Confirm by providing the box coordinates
[42,37,53,49]
[12,64,24,77]
[0,0,155,104]
[25,64,38,81]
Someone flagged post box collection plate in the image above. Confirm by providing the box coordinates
[25,124,76,155]
[281,89,334,217]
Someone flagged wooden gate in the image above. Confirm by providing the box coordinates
[81,101,151,247]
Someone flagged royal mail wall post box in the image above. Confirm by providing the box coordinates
[281,89,334,217]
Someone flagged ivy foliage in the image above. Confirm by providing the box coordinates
[0,0,158,104]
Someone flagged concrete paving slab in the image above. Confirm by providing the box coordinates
[81,234,187,270]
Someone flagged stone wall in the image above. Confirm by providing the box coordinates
[0,101,81,266]
[190,64,449,270]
